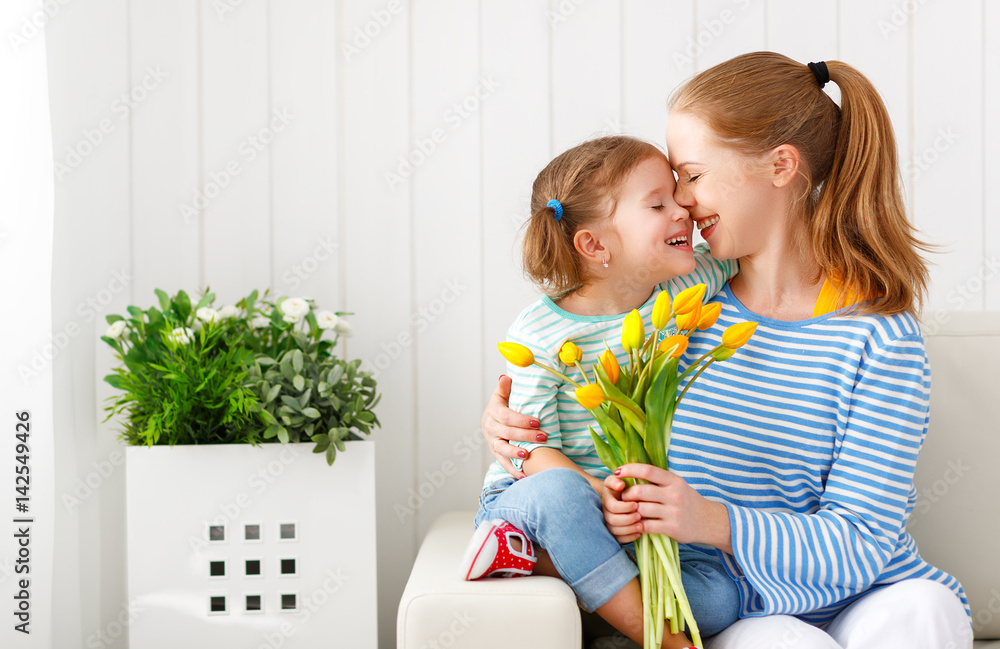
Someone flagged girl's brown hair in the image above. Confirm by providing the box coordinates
[669,51,930,316]
[523,135,665,297]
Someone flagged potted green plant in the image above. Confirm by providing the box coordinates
[102,288,380,645]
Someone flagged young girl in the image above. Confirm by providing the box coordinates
[460,135,739,648]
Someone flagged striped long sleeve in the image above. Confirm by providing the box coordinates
[669,286,969,623]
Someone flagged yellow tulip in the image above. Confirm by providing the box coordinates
[674,302,702,331]
[575,384,605,410]
[651,291,672,331]
[657,334,689,358]
[672,284,706,316]
[599,349,620,383]
[621,309,644,353]
[497,342,535,368]
[697,303,722,330]
[558,341,582,366]
[722,321,758,349]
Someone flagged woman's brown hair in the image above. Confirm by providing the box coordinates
[669,51,930,316]
[523,135,666,297]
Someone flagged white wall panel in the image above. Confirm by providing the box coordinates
[130,0,201,300]
[985,1,1000,310]
[269,0,340,306]
[201,0,272,301]
[766,0,838,64]
[623,0,695,146]
[411,0,484,540]
[339,1,414,647]
[551,0,621,152]
[695,0,766,72]
[481,0,553,478]
[913,0,984,312]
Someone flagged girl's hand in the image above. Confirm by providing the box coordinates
[482,375,545,479]
[602,473,642,543]
[613,464,733,553]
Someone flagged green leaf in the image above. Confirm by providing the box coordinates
[594,367,645,439]
[266,384,281,403]
[302,407,321,419]
[312,433,331,452]
[589,427,619,472]
[277,427,289,444]
[127,306,144,319]
[155,288,171,311]
[106,314,125,325]
[256,355,277,366]
[174,290,192,321]
[292,349,304,373]
[264,425,281,439]
[280,363,296,382]
[326,445,337,465]
[292,375,305,391]
[280,396,303,413]
[104,375,125,390]
[193,292,216,312]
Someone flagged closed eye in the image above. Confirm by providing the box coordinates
[687,174,702,183]
[652,205,665,211]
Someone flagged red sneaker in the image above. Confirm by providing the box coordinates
[459,519,537,580]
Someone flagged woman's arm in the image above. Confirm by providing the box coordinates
[482,375,547,479]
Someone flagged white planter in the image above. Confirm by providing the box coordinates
[126,441,377,649]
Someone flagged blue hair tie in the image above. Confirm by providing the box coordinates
[547,199,564,221]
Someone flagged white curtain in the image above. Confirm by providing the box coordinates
[0,1,55,646]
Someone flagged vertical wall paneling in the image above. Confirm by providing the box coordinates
[46,0,132,644]
[913,1,984,311]
[130,0,201,301]
[340,1,414,646]
[766,0,838,64]
[411,0,484,538]
[694,0,766,72]
[623,0,695,147]
[839,0,913,219]
[985,1,999,310]
[550,0,621,153]
[200,0,272,301]
[269,0,341,306]
[480,0,552,477]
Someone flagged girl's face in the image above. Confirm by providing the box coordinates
[603,155,695,283]
[664,111,780,261]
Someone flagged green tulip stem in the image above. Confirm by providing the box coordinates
[677,343,724,383]
[532,361,583,389]
[573,360,591,385]
[675,358,716,408]
[605,395,647,426]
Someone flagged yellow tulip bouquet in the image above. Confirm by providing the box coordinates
[498,284,757,649]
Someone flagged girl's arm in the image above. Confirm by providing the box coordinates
[523,447,605,495]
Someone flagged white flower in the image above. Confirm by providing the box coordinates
[191,319,203,332]
[334,318,353,337]
[105,320,128,339]
[196,307,219,323]
[218,305,240,320]
[280,297,309,318]
[282,313,302,324]
[250,315,271,329]
[168,327,194,345]
[315,310,339,330]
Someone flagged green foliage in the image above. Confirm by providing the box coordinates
[101,288,379,465]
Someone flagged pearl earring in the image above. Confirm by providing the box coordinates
[602,256,609,268]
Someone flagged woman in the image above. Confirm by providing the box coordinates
[482,52,972,648]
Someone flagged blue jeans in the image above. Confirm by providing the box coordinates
[475,469,740,637]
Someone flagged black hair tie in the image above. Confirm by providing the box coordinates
[808,61,830,89]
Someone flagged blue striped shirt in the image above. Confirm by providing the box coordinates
[483,244,735,487]
[671,285,970,623]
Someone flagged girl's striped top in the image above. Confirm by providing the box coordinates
[482,244,736,487]
[671,285,970,624]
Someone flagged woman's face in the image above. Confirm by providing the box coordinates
[664,111,779,261]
